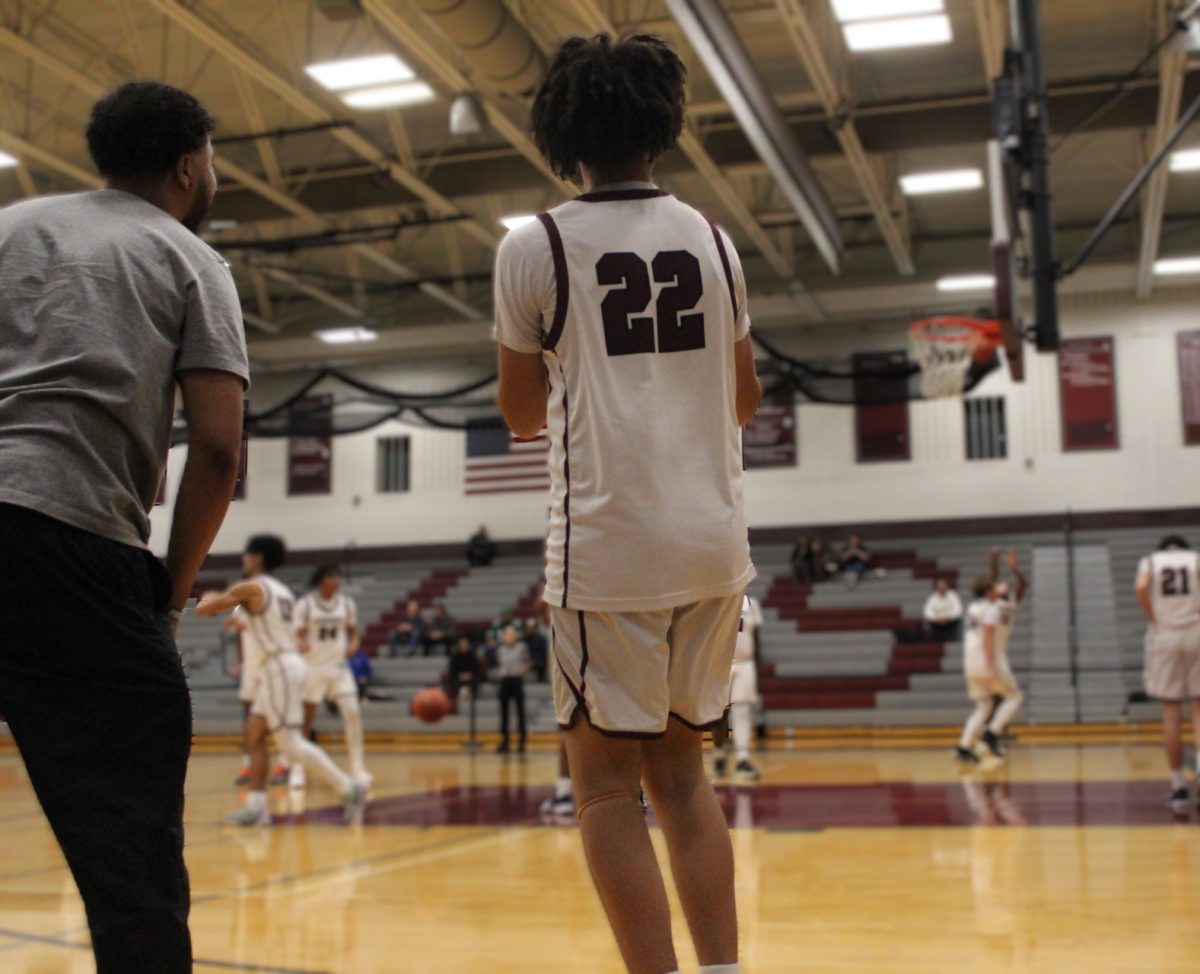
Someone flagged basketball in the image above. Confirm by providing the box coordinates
[411,687,452,723]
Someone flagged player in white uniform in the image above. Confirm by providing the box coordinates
[1135,535,1200,809]
[985,547,1029,754]
[196,536,366,825]
[293,565,369,788]
[714,595,763,781]
[495,35,760,974]
[955,575,1024,763]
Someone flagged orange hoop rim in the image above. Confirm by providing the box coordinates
[908,316,1001,345]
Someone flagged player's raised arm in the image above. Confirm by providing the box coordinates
[196,579,266,618]
[1136,560,1156,624]
[1006,548,1030,603]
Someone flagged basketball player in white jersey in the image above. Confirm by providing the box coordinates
[495,35,759,974]
[196,536,366,825]
[985,547,1029,753]
[955,576,1023,763]
[1135,535,1200,809]
[293,564,370,788]
[714,595,763,782]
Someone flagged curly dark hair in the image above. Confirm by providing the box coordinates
[86,81,216,180]
[531,34,686,182]
[310,563,342,588]
[245,534,287,573]
[1159,535,1191,551]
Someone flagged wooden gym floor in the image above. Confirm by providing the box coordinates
[0,736,1197,973]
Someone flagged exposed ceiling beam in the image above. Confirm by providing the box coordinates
[0,126,101,187]
[772,0,914,276]
[544,0,821,316]
[972,0,1008,85]
[1136,2,1188,299]
[256,265,365,320]
[142,0,499,256]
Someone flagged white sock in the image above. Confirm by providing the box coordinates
[732,702,753,763]
[700,965,740,973]
[988,692,1024,735]
[555,776,572,800]
[959,702,990,750]
[1171,769,1188,790]
[337,695,367,778]
[246,790,267,812]
[275,728,352,797]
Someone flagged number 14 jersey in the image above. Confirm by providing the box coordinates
[493,183,755,612]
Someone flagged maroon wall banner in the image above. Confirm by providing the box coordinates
[288,395,333,495]
[853,351,911,462]
[1058,336,1118,451]
[1178,330,1200,446]
[744,371,797,469]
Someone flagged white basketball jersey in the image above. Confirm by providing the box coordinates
[1140,550,1200,629]
[963,598,1001,676]
[735,595,762,663]
[493,183,755,612]
[295,592,357,669]
[994,595,1019,656]
[240,576,300,659]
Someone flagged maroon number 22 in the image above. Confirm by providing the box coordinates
[596,251,706,357]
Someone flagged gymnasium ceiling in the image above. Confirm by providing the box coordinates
[0,0,1196,367]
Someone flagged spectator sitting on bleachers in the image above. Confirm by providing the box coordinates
[387,599,426,657]
[790,535,813,583]
[809,538,833,582]
[837,533,878,585]
[348,648,372,700]
[424,604,457,656]
[446,636,482,705]
[923,578,964,642]
[479,630,501,674]
[525,618,549,681]
[467,525,496,567]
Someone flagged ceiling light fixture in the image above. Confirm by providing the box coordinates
[831,0,943,23]
[936,274,995,292]
[315,326,379,344]
[1154,256,1200,276]
[341,81,436,110]
[305,53,414,92]
[499,214,537,231]
[1169,148,1200,172]
[0,150,19,169]
[843,14,953,51]
[900,168,984,195]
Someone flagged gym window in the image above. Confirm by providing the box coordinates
[376,436,410,493]
[964,396,1007,460]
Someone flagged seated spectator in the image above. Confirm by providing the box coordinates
[837,533,874,585]
[479,629,501,674]
[425,604,457,656]
[348,648,373,700]
[446,636,482,704]
[467,525,496,567]
[524,618,549,682]
[790,535,813,583]
[387,599,426,657]
[809,538,833,582]
[923,578,964,642]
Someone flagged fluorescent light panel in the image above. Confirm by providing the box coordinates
[1170,148,1200,172]
[900,168,983,195]
[500,214,536,231]
[0,150,18,169]
[341,82,436,110]
[305,54,414,92]
[844,14,953,51]
[936,274,995,292]
[832,0,943,23]
[315,326,378,345]
[1154,256,1200,276]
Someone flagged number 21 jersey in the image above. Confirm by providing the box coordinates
[1140,549,1200,629]
[494,183,756,613]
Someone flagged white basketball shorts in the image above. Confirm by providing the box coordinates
[1144,624,1200,701]
[250,653,307,732]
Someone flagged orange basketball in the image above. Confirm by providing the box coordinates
[412,686,453,723]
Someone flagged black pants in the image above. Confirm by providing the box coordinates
[498,676,526,748]
[0,504,192,973]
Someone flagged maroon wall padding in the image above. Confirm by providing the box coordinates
[1059,336,1119,451]
[1178,330,1200,446]
[854,351,911,462]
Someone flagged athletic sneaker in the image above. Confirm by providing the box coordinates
[269,764,289,785]
[342,781,368,823]
[354,771,374,791]
[734,759,762,782]
[713,756,728,778]
[539,795,576,817]
[954,746,980,763]
[225,804,271,827]
[234,767,251,786]
[981,729,1005,758]
[1168,787,1190,812]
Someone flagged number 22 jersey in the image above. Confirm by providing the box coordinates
[493,182,755,613]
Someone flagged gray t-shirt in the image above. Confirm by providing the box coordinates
[495,641,530,679]
[0,189,249,547]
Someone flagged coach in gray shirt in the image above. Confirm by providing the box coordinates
[0,82,247,973]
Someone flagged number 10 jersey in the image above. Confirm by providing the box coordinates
[493,183,756,612]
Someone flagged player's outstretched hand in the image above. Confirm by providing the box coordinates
[1005,548,1020,571]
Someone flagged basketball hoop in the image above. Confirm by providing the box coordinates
[908,317,1002,399]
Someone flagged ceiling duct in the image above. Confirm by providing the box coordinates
[664,0,844,273]
[411,0,544,96]
[315,0,364,21]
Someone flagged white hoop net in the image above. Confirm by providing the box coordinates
[908,319,994,399]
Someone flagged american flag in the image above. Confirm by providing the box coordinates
[464,421,551,496]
